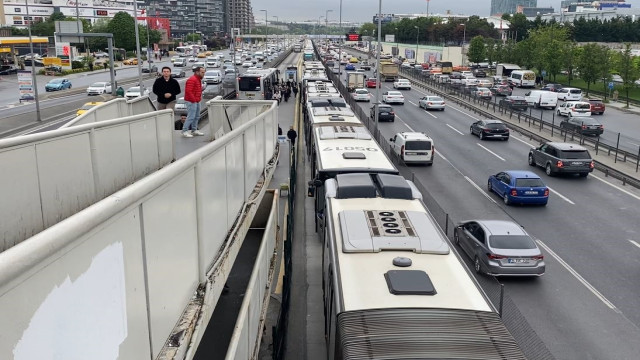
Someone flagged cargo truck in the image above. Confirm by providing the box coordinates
[379,61,398,82]
[346,72,366,92]
[496,63,521,78]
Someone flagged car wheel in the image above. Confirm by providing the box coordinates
[487,180,493,192]
[479,132,484,140]
[470,126,474,134]
[528,154,536,166]
[474,257,483,274]
[503,194,511,205]
[545,163,554,176]
[556,110,561,116]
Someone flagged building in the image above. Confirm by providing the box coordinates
[516,6,555,17]
[227,0,254,35]
[491,0,537,16]
[144,0,225,39]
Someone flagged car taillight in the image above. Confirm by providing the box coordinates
[599,125,604,129]
[533,255,544,260]
[390,112,395,115]
[483,129,491,132]
[510,189,518,196]
[590,161,595,168]
[582,125,587,130]
[544,189,549,196]
[427,102,432,105]
[432,146,435,153]
[400,145,404,156]
[488,254,506,260]
[557,160,564,168]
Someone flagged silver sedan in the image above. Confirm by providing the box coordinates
[454,220,545,276]
[418,96,445,111]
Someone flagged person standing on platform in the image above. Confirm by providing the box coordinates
[153,67,181,110]
[182,66,205,138]
[287,126,297,146]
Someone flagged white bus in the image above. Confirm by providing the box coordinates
[321,173,527,359]
[508,70,536,88]
[236,68,279,100]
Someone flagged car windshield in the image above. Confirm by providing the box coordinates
[559,150,591,159]
[50,79,63,83]
[128,87,140,92]
[489,235,537,249]
[429,97,443,101]
[379,106,392,112]
[570,89,582,94]
[91,83,106,87]
[405,141,431,150]
[356,90,367,94]
[515,178,545,187]
[388,92,402,96]
[577,118,600,125]
[574,103,590,110]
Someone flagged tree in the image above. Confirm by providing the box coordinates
[508,13,530,41]
[185,33,201,42]
[528,25,569,81]
[359,23,377,37]
[617,43,639,107]
[485,38,496,68]
[562,42,579,85]
[597,46,613,101]
[576,43,602,95]
[467,36,486,64]
[107,12,137,51]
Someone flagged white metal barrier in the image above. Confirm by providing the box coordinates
[0,110,175,251]
[224,194,279,360]
[208,99,276,140]
[62,96,157,128]
[0,101,278,360]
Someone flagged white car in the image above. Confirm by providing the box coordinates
[393,79,412,90]
[86,82,112,95]
[418,96,445,111]
[124,86,150,100]
[206,60,219,68]
[203,70,222,84]
[556,101,591,117]
[242,61,253,68]
[382,91,405,104]
[352,88,371,102]
[556,87,583,101]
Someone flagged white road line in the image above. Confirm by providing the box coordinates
[629,240,640,249]
[536,239,619,312]
[449,105,482,121]
[395,114,415,132]
[590,174,640,201]
[510,136,536,148]
[464,176,497,204]
[446,124,464,135]
[476,143,506,161]
[408,101,418,106]
[423,109,438,118]
[546,186,575,205]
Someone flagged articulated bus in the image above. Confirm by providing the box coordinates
[436,61,453,74]
[236,68,279,100]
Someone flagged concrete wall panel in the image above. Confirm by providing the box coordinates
[92,125,135,198]
[226,137,245,226]
[244,124,259,196]
[129,118,160,178]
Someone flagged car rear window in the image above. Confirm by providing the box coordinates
[574,103,590,110]
[489,235,537,249]
[570,89,582,94]
[486,123,507,130]
[559,150,591,159]
[379,106,392,112]
[515,178,545,187]
[405,141,432,150]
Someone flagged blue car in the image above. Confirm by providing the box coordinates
[45,78,72,91]
[487,170,549,205]
[345,63,356,71]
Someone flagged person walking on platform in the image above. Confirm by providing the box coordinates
[287,126,297,146]
[153,67,181,110]
[274,90,281,104]
[182,66,205,138]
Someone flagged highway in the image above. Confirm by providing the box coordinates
[335,55,640,359]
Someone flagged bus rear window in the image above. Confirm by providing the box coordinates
[239,77,261,91]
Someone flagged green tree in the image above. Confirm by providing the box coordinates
[508,13,530,41]
[185,33,201,42]
[617,43,639,107]
[485,38,496,68]
[597,46,613,101]
[467,35,486,64]
[359,23,377,37]
[528,25,569,81]
[107,12,136,51]
[576,43,602,95]
[562,42,579,85]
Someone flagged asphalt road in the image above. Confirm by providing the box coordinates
[337,59,640,359]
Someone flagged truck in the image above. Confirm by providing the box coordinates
[346,72,366,92]
[379,60,399,82]
[496,63,521,78]
[293,44,301,52]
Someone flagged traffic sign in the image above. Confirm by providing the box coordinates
[608,82,614,89]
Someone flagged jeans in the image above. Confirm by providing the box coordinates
[183,101,200,132]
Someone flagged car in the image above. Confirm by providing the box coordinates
[192,62,206,70]
[559,117,604,136]
[206,60,219,68]
[76,101,104,116]
[242,61,253,68]
[141,64,158,73]
[360,60,371,70]
[365,78,380,88]
[45,78,72,91]
[382,90,404,104]
[173,58,187,67]
[470,119,510,141]
[234,58,243,65]
[349,57,359,63]
[222,73,236,87]
[556,87,582,101]
[124,86,150,100]
[197,52,206,58]
[202,84,224,99]
[463,84,479,95]
[170,68,186,78]
[528,142,594,177]
[393,79,412,90]
[188,57,197,63]
[123,58,138,65]
[476,78,493,87]
[389,132,435,165]
[541,83,563,92]
[203,70,222,84]
[499,96,528,111]
[556,101,591,117]
[454,220,545,276]
[370,104,395,122]
[0,65,18,75]
[487,170,549,206]
[418,95,445,111]
[611,74,624,83]
[94,52,109,59]
[587,98,605,115]
[474,87,493,100]
[344,63,356,71]
[473,69,487,78]
[351,88,371,102]
[175,97,188,114]
[490,84,512,96]
[86,81,112,95]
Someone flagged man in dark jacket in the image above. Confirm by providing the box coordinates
[287,126,297,145]
[153,67,182,110]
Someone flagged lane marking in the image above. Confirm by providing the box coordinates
[536,239,619,312]
[408,100,418,106]
[510,136,536,148]
[546,186,575,205]
[590,174,640,201]
[465,176,497,204]
[446,124,464,135]
[477,143,506,161]
[449,104,482,121]
[630,240,640,249]
[395,114,415,132]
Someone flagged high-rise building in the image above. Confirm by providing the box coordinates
[144,0,225,39]
[227,0,254,35]
[491,0,537,15]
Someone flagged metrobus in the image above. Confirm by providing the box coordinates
[236,68,279,100]
[436,61,453,74]
[303,50,314,61]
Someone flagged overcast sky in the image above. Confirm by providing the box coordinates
[250,0,639,23]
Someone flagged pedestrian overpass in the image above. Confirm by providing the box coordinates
[0,96,283,359]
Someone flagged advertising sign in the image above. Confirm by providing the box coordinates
[385,34,395,42]
[405,49,415,59]
[17,70,34,101]
[345,33,361,41]
[55,42,72,70]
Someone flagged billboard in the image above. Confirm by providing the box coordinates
[372,14,393,23]
[137,17,171,34]
[345,33,361,41]
[17,70,34,102]
[385,34,395,42]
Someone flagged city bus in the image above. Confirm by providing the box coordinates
[236,68,279,100]
[436,61,453,74]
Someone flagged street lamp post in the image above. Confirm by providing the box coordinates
[325,9,333,44]
[24,0,41,122]
[338,0,343,76]
[315,16,324,38]
[260,9,268,51]
[133,0,143,90]
[374,0,382,136]
[414,26,419,65]
[273,16,279,49]
[461,23,466,66]
[394,27,398,59]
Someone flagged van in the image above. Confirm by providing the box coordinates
[524,90,558,109]
[389,132,434,165]
[174,58,187,67]
[508,70,536,88]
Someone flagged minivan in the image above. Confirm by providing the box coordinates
[524,90,558,109]
[174,58,187,67]
[389,132,434,165]
[508,70,536,88]
[557,87,583,101]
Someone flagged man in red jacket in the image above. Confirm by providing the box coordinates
[182,66,205,137]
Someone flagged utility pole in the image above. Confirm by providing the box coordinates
[325,9,332,45]
[25,0,41,122]
[374,0,382,136]
[260,10,268,51]
[132,0,143,90]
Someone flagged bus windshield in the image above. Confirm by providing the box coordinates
[239,76,261,91]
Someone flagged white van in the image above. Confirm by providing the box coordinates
[524,90,558,109]
[508,70,536,88]
[389,132,434,165]
[557,87,583,101]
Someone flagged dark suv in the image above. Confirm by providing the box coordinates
[528,142,594,177]
[559,117,604,136]
[370,104,395,122]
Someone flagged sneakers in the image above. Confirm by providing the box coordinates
[182,131,193,138]
[191,130,204,136]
